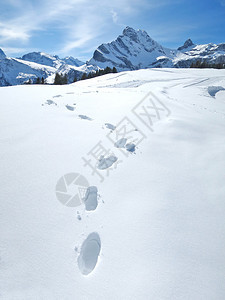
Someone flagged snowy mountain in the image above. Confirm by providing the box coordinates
[62,56,84,67]
[88,26,225,70]
[0,57,56,86]
[174,41,225,67]
[20,52,85,68]
[0,51,88,86]
[177,38,195,51]
[1,68,225,299]
[21,52,62,68]
[88,26,176,70]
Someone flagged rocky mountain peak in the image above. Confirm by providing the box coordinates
[178,38,194,50]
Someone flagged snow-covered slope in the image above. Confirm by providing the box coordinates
[0,57,57,86]
[88,26,225,70]
[1,68,225,299]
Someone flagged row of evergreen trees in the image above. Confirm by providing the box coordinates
[190,60,225,69]
[25,77,45,84]
[74,66,118,82]
[24,66,117,85]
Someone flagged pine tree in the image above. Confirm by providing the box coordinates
[54,73,61,85]
[104,66,112,74]
[62,74,68,85]
[112,67,117,73]
[73,76,77,82]
[41,77,45,84]
[36,77,41,84]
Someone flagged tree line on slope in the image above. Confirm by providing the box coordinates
[190,60,225,69]
[53,66,117,85]
[24,66,117,85]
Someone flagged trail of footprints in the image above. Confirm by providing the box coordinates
[46,92,139,275]
[42,93,137,163]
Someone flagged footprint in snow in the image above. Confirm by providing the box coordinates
[53,95,62,98]
[65,104,75,111]
[78,232,101,275]
[97,154,117,170]
[105,123,116,130]
[114,138,136,153]
[114,138,127,148]
[126,143,136,153]
[78,115,92,121]
[44,100,57,106]
[83,186,98,211]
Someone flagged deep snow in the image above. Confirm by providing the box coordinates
[0,68,225,299]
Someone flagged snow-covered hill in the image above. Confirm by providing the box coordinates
[88,26,225,70]
[0,68,225,299]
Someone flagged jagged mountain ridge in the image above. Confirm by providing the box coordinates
[88,26,225,70]
[20,52,84,68]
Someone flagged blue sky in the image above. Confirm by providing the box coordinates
[0,0,225,61]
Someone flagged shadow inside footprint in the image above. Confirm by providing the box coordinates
[45,100,57,106]
[83,186,98,211]
[78,232,101,275]
[105,123,116,130]
[66,104,75,111]
[126,143,136,153]
[78,115,92,121]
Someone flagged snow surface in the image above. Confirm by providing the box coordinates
[0,68,225,299]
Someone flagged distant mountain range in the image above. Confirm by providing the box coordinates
[0,26,225,86]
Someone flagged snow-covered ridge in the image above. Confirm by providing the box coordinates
[88,26,225,70]
[0,50,88,86]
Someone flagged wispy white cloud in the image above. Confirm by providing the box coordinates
[0,0,150,46]
[2,47,37,56]
[0,0,192,57]
[111,10,119,24]
[0,23,30,42]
